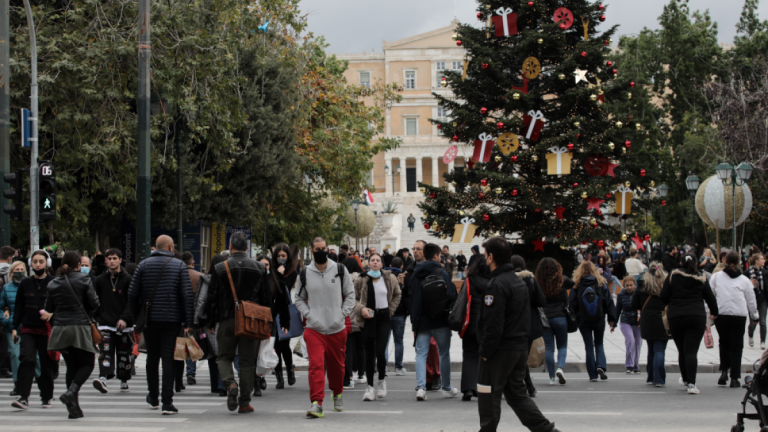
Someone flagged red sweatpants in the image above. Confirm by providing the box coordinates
[304,328,348,405]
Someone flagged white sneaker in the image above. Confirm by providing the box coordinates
[355,377,367,384]
[549,378,556,386]
[762,342,766,350]
[416,388,427,401]
[395,368,406,376]
[556,368,566,385]
[687,384,700,394]
[376,379,387,399]
[363,386,376,401]
[750,337,755,347]
[442,387,459,398]
[93,377,108,394]
[679,377,688,388]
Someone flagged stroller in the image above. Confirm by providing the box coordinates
[733,350,768,432]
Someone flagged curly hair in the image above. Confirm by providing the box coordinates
[572,260,607,287]
[643,261,667,296]
[536,258,563,299]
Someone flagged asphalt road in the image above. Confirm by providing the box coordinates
[0,363,754,432]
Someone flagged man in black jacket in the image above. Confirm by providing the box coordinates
[128,235,194,415]
[93,249,133,394]
[205,232,266,414]
[476,237,559,432]
[662,246,679,273]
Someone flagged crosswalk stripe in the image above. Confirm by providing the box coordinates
[0,408,207,414]
[277,410,403,414]
[1,426,165,431]
[0,415,187,423]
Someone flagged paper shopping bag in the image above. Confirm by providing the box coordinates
[185,336,204,361]
[174,337,189,361]
[527,337,546,368]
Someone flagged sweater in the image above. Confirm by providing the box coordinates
[631,281,668,341]
[710,269,759,320]
[94,270,133,328]
[625,258,644,276]
[12,275,53,331]
[660,270,718,320]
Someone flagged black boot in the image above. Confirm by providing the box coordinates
[9,382,18,396]
[461,390,473,401]
[730,378,741,388]
[718,369,728,386]
[259,376,267,390]
[287,364,296,386]
[253,384,262,397]
[59,383,83,419]
[275,366,285,390]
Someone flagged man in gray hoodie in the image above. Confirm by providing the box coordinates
[0,246,16,285]
[295,237,355,419]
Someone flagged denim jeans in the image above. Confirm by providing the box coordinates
[186,359,196,377]
[543,316,568,378]
[578,319,606,380]
[610,276,623,295]
[646,339,667,385]
[415,327,452,391]
[389,315,406,369]
[457,271,464,279]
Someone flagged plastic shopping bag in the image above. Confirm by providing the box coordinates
[256,337,279,376]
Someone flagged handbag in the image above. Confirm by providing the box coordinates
[134,258,173,333]
[224,260,272,341]
[448,278,471,335]
[63,274,103,345]
[538,307,550,330]
[276,289,304,341]
[563,290,578,333]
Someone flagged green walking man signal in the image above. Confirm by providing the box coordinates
[38,162,56,221]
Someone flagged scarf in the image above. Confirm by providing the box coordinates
[724,266,742,279]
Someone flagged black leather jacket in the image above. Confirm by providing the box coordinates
[206,252,267,327]
[44,272,100,327]
[477,264,531,358]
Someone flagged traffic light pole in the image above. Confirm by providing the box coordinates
[136,0,151,261]
[22,0,39,252]
[0,0,10,247]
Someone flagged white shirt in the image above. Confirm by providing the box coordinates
[625,258,644,276]
[711,271,759,320]
[373,277,388,309]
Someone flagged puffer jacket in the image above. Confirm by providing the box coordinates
[352,270,402,328]
[615,289,637,326]
[0,281,19,332]
[518,271,546,341]
[206,252,267,327]
[128,249,194,325]
[660,270,718,320]
[44,271,100,327]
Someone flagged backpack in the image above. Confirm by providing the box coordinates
[421,267,453,320]
[578,282,604,324]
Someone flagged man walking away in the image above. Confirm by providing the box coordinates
[476,237,561,432]
[205,233,266,414]
[295,237,355,418]
[93,249,133,394]
[181,252,202,386]
[410,243,458,401]
[128,235,194,415]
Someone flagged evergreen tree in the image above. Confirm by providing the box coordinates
[420,0,668,248]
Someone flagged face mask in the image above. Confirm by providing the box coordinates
[313,250,328,265]
[12,272,24,281]
[33,268,45,277]
[81,267,91,275]
[277,258,287,266]
[367,270,381,278]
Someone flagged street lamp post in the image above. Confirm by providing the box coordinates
[384,165,401,196]
[685,173,700,255]
[352,199,359,252]
[305,174,313,264]
[136,0,152,261]
[716,162,753,250]
[658,184,669,255]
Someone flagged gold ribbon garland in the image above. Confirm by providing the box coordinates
[582,17,590,41]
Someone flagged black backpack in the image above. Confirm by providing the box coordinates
[421,267,453,320]
[577,281,604,324]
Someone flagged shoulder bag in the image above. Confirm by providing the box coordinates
[563,290,578,333]
[225,260,272,341]
[63,275,103,345]
[134,258,173,333]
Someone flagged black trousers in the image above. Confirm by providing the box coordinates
[0,331,10,373]
[208,356,222,392]
[18,333,56,401]
[275,338,293,373]
[98,330,133,381]
[461,332,479,394]
[364,311,390,386]
[345,331,365,381]
[477,350,554,432]
[669,315,706,385]
[717,315,747,379]
[62,347,95,388]
[143,322,181,405]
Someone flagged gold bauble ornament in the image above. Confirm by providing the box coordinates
[420,187,426,194]
[590,94,597,101]
[616,121,623,129]
[513,92,521,100]
[441,80,447,88]
[451,181,457,187]
[581,191,588,198]
[649,181,656,188]
[452,122,457,127]
[486,4,491,9]
[574,121,581,128]
[613,73,618,79]
[608,142,615,150]
[441,234,447,240]
[622,147,627,154]
[495,187,502,195]
[589,218,597,225]
[635,123,642,130]
[624,181,631,187]
[627,92,632,99]
[494,155,502,162]
[621,233,628,241]
[452,33,458,41]
[531,154,539,162]
[558,73,566,80]
[537,38,544,44]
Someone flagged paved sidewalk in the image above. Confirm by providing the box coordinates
[290,317,763,374]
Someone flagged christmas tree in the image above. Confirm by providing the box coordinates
[421,0,667,250]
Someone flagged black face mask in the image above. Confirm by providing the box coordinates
[33,268,45,277]
[313,250,328,265]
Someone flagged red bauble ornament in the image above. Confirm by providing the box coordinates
[480,107,488,114]
[596,209,603,216]
[424,223,431,230]
[576,133,582,139]
[600,15,606,22]
[478,192,485,199]
[605,40,610,47]
[581,51,587,57]
[496,122,504,129]
[481,179,488,186]
[630,81,635,88]
[511,155,518,162]
[528,1,534,6]
[598,4,604,10]
[598,240,605,247]
[612,68,618,74]
[607,61,613,67]
[477,12,483,20]
[511,189,519,196]
[482,214,490,221]
[640,169,646,177]
[661,200,667,206]
[453,135,459,142]
[429,192,436,199]
[625,140,631,148]
[573,182,579,187]
[644,234,651,241]
[482,63,489,69]
[535,208,542,213]
[559,23,566,30]
[437,124,441,130]
[456,40,462,46]
[567,143,575,151]
[605,193,612,199]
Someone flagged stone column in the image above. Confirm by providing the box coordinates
[399,158,408,194]
[448,160,455,191]
[416,156,423,187]
[432,157,439,187]
[385,156,393,196]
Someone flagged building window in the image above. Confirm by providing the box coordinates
[359,71,371,88]
[437,106,449,120]
[436,61,446,85]
[452,61,463,71]
[405,70,416,89]
[405,118,418,135]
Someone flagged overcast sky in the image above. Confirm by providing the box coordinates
[297,0,768,54]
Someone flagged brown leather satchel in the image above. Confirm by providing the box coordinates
[224,260,272,341]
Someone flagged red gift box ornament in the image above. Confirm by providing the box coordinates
[607,61,613,67]
[567,143,575,151]
[511,155,518,162]
[473,133,495,163]
[625,140,631,148]
[496,122,504,130]
[493,7,519,37]
[478,192,485,199]
[511,75,530,95]
[453,135,459,142]
[522,110,546,142]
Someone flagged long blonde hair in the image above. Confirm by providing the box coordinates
[643,261,667,296]
[572,260,607,287]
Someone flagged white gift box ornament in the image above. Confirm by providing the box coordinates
[546,146,572,175]
[615,185,633,215]
[452,217,478,243]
